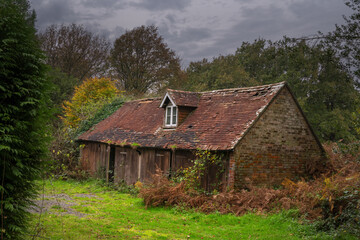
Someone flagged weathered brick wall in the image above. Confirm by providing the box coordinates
[231,87,326,189]
[178,106,195,125]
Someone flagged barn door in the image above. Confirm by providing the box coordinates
[155,150,170,176]
[114,150,126,183]
[108,146,115,182]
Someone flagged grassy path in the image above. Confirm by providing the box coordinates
[28,179,337,239]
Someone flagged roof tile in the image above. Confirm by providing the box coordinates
[78,82,286,150]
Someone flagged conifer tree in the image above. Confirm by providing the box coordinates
[0,0,50,238]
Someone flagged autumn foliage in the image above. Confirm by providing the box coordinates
[63,77,120,128]
[139,143,360,235]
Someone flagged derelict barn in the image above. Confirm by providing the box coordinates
[77,82,326,190]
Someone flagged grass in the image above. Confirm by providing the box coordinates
[28,179,354,240]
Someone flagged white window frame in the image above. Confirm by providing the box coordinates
[165,104,177,127]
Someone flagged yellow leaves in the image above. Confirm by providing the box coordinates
[135,181,143,190]
[62,77,120,129]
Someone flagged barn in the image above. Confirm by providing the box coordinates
[77,82,326,190]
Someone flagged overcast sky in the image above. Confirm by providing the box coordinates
[30,0,352,67]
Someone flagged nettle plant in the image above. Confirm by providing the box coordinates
[177,149,224,193]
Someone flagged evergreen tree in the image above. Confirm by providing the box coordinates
[0,0,50,238]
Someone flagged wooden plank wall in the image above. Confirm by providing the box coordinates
[81,143,229,191]
[80,142,109,178]
[112,147,171,185]
[172,150,194,173]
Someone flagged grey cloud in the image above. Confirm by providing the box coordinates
[156,24,215,66]
[180,5,293,64]
[178,28,212,42]
[189,0,349,65]
[31,0,77,29]
[288,0,352,35]
[165,14,176,24]
[80,0,127,9]
[132,0,191,11]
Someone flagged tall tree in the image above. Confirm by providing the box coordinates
[38,24,110,82]
[325,0,360,85]
[0,0,51,238]
[185,56,259,92]
[110,25,183,95]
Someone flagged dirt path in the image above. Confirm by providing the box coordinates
[29,193,102,218]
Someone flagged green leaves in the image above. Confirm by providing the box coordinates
[76,97,125,137]
[111,25,182,96]
[0,0,51,238]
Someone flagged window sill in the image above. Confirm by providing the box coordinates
[163,126,177,131]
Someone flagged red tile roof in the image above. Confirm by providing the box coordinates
[166,89,200,107]
[78,82,286,150]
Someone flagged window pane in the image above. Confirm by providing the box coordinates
[172,107,177,125]
[166,107,171,125]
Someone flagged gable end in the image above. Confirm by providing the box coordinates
[230,84,326,188]
[160,92,176,108]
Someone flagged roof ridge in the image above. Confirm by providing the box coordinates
[167,89,198,94]
[199,81,286,94]
[127,97,161,103]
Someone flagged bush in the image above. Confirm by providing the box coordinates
[62,77,120,129]
[76,97,125,136]
[50,97,125,178]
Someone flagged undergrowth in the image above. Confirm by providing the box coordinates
[139,142,360,237]
[29,178,345,239]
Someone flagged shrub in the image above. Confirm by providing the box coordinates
[62,77,120,129]
[174,150,225,193]
[50,97,125,178]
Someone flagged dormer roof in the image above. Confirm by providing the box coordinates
[160,89,200,108]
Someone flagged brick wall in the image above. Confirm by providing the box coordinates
[231,86,326,189]
[178,106,195,125]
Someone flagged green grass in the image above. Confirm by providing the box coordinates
[28,179,354,239]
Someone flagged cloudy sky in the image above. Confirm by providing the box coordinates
[30,0,352,67]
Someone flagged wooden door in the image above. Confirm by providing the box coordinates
[155,150,170,176]
[114,149,126,183]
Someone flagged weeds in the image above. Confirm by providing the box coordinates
[29,179,341,239]
[140,142,360,237]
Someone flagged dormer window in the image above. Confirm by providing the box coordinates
[165,102,177,127]
[160,90,198,128]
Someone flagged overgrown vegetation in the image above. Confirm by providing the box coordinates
[29,179,345,239]
[140,143,360,237]
[50,95,125,177]
[174,150,226,193]
[62,77,120,129]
